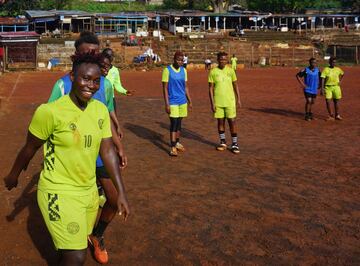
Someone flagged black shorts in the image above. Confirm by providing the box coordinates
[96,166,111,179]
[304,92,317,99]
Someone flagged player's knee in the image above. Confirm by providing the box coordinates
[73,250,87,265]
[228,118,236,124]
[60,250,87,266]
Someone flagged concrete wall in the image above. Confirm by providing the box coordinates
[37,43,74,69]
[35,38,323,70]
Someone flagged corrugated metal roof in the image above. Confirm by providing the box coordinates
[95,12,148,19]
[0,17,28,25]
[56,10,92,17]
[0,31,40,41]
[25,10,92,19]
[25,10,56,18]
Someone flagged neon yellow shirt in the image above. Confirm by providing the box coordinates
[162,65,188,82]
[231,57,238,69]
[29,95,112,193]
[208,66,237,107]
[106,66,127,97]
[321,67,344,86]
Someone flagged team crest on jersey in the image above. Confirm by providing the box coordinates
[69,123,77,131]
[67,222,80,234]
[98,119,104,129]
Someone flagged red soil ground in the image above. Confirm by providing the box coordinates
[0,67,359,265]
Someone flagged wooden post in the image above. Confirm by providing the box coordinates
[333,45,336,57]
[4,45,8,71]
[269,46,272,66]
[251,45,254,67]
[35,43,38,69]
[292,46,295,66]
[355,45,359,64]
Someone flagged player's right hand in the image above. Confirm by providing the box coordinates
[4,175,18,191]
[165,105,170,114]
[117,194,130,221]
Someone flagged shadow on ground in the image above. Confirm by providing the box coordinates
[124,123,169,154]
[248,107,304,118]
[156,122,217,147]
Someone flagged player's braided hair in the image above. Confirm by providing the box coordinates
[74,31,100,51]
[71,52,102,74]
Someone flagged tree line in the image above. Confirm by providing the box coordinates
[1,0,359,16]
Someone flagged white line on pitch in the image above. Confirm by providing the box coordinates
[7,73,21,101]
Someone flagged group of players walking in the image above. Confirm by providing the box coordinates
[4,30,345,266]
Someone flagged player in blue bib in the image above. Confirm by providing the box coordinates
[296,58,322,121]
[162,51,192,156]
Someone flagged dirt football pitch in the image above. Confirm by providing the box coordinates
[0,67,359,265]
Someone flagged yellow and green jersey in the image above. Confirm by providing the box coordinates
[106,66,127,97]
[321,67,344,86]
[29,95,112,193]
[208,66,237,107]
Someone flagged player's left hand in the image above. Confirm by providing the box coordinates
[117,194,130,221]
[237,100,242,108]
[126,90,133,96]
[188,102,193,110]
[117,127,124,139]
[117,151,128,169]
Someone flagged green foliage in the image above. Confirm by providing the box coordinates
[247,0,343,12]
[1,0,359,17]
[67,0,160,12]
[163,0,183,9]
[0,0,39,16]
[37,0,72,10]
[0,0,161,16]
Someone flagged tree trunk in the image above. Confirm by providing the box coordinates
[188,0,194,8]
[211,0,229,14]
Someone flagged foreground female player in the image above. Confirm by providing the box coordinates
[4,53,130,266]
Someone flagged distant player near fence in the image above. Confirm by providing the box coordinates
[321,57,344,121]
[4,53,130,266]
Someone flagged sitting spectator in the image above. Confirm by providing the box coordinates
[205,58,212,70]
